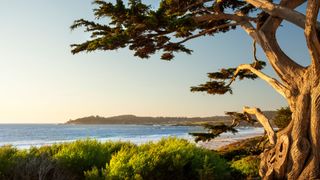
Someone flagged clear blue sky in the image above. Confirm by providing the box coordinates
[0,0,310,123]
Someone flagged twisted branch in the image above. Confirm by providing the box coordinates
[244,0,320,30]
[243,106,276,145]
[239,0,307,86]
[230,63,289,98]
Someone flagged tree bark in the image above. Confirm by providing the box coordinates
[192,0,320,179]
[259,68,320,180]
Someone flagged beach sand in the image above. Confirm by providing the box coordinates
[197,127,264,150]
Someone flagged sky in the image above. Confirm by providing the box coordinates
[0,0,311,123]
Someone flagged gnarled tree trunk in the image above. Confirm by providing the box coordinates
[237,0,320,178]
[260,68,320,179]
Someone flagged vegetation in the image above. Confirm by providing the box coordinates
[71,0,320,178]
[273,107,292,129]
[217,136,266,160]
[190,111,257,142]
[66,112,276,127]
[0,138,233,180]
[105,138,230,179]
[217,136,268,179]
[0,140,134,180]
[230,155,260,179]
[191,106,292,143]
[65,114,234,125]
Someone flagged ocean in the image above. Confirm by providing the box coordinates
[0,124,264,149]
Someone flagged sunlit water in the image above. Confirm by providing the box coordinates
[0,124,264,149]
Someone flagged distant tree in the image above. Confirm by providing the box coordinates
[273,107,292,129]
[71,0,320,179]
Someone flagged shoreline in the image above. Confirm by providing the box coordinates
[1,131,264,150]
[0,124,264,149]
[198,134,264,150]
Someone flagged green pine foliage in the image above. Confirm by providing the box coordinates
[71,0,262,61]
[71,0,267,96]
[190,124,238,142]
[190,111,257,142]
[191,61,266,95]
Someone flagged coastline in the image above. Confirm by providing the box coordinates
[198,134,264,150]
[0,125,264,150]
[198,126,264,150]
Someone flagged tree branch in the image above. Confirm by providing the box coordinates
[250,0,307,86]
[174,22,240,45]
[244,0,320,30]
[193,13,256,24]
[232,14,303,87]
[232,64,289,98]
[243,106,277,145]
[305,0,320,72]
[192,2,307,85]
[238,19,261,44]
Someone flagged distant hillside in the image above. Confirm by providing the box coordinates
[65,111,277,126]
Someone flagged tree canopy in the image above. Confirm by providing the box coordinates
[71,0,257,60]
[70,0,275,95]
[71,0,320,179]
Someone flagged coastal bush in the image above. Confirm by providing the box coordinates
[53,139,134,175]
[0,143,74,179]
[230,155,260,179]
[0,146,37,177]
[84,166,106,180]
[106,138,230,180]
[0,138,232,180]
[216,137,265,179]
[217,136,265,161]
[0,146,19,177]
[0,140,133,179]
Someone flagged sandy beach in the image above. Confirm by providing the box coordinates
[197,127,264,150]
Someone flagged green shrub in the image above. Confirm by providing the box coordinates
[273,107,292,129]
[53,139,134,174]
[0,146,19,176]
[230,155,260,178]
[198,155,215,180]
[0,140,133,179]
[217,136,265,161]
[84,166,107,180]
[0,138,231,180]
[107,137,230,180]
[0,146,30,174]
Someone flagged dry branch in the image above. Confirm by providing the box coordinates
[232,64,288,98]
[244,0,320,30]
[243,106,276,145]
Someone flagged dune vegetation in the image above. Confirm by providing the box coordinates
[0,137,264,180]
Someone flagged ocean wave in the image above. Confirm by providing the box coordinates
[0,125,264,149]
